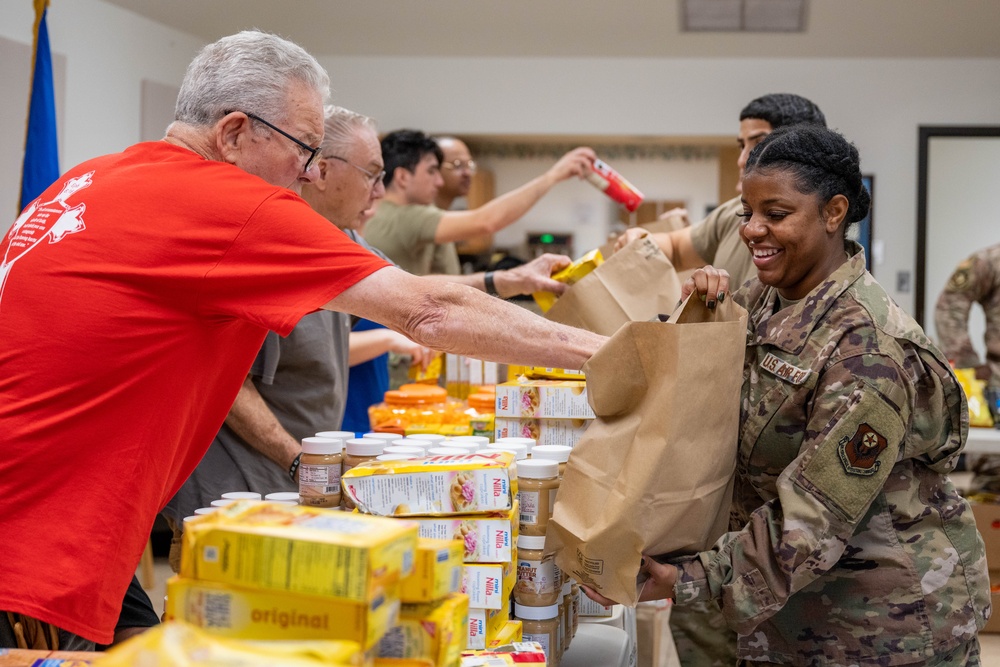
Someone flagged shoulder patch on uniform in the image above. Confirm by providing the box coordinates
[837,423,888,476]
[946,259,974,292]
[759,352,810,385]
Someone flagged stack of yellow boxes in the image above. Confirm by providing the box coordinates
[343,451,523,654]
[494,377,595,448]
[165,501,418,655]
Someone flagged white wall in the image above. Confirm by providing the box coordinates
[2,1,999,314]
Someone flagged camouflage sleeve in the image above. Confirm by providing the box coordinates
[934,255,991,368]
[672,355,909,635]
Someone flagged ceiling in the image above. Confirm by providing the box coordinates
[100,0,1000,59]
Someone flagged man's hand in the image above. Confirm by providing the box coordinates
[384,330,434,370]
[548,147,597,183]
[494,253,572,297]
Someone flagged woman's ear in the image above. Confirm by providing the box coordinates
[823,194,849,234]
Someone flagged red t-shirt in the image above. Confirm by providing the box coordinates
[0,142,389,642]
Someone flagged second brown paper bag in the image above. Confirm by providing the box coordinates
[547,295,747,606]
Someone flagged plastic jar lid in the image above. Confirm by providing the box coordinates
[264,492,300,502]
[411,434,447,444]
[221,491,262,500]
[445,442,481,455]
[531,445,572,463]
[514,602,560,620]
[467,392,496,411]
[346,438,385,456]
[210,499,237,507]
[517,534,546,550]
[362,432,401,443]
[382,445,425,456]
[182,515,200,523]
[518,459,558,479]
[428,446,468,456]
[193,507,217,515]
[396,438,433,450]
[301,436,343,455]
[450,435,489,448]
[315,430,355,440]
[491,444,528,460]
[384,384,448,406]
[376,453,417,461]
[495,436,537,451]
[268,500,298,505]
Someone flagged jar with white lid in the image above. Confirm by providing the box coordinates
[409,433,448,446]
[515,534,560,607]
[342,438,385,509]
[193,507,217,515]
[362,432,406,444]
[489,443,528,461]
[395,438,433,451]
[376,453,417,462]
[495,436,536,454]
[264,491,299,503]
[315,430,355,441]
[221,491,262,501]
[382,445,426,457]
[517,459,560,536]
[514,602,560,666]
[450,435,490,451]
[531,445,572,479]
[298,436,343,508]
[427,446,468,457]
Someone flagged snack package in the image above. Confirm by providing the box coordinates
[460,641,547,666]
[955,367,994,428]
[495,380,594,419]
[495,417,590,448]
[409,353,444,384]
[180,502,417,601]
[92,621,363,666]
[400,538,465,603]
[410,504,518,563]
[486,621,523,649]
[462,557,516,610]
[524,367,585,381]
[165,577,399,649]
[467,598,509,651]
[343,452,517,516]
[533,249,604,312]
[377,593,469,667]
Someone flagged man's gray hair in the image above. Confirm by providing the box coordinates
[321,105,378,156]
[175,30,330,127]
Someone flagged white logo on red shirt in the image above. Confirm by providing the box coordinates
[0,171,94,309]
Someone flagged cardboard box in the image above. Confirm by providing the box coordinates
[486,620,523,648]
[411,504,518,563]
[495,417,591,447]
[378,594,470,666]
[165,576,398,649]
[462,556,517,610]
[400,538,465,603]
[343,452,517,516]
[466,597,510,651]
[495,380,594,419]
[180,502,417,602]
[461,641,546,666]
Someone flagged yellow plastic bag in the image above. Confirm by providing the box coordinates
[955,367,994,428]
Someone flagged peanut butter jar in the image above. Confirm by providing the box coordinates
[515,534,560,607]
[298,436,343,508]
[341,438,385,510]
[530,445,572,479]
[516,459,560,536]
[515,602,561,666]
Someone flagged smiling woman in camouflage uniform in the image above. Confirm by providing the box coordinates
[620,125,990,665]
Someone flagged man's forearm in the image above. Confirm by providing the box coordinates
[224,376,301,472]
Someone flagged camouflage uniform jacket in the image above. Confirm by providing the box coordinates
[673,244,990,666]
[934,243,1000,386]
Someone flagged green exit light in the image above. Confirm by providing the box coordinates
[539,233,555,244]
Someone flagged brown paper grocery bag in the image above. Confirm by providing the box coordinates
[544,236,682,337]
[547,295,747,606]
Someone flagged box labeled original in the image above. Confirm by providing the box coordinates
[467,596,510,651]
[411,504,517,563]
[377,593,469,667]
[462,557,516,610]
[180,502,417,602]
[494,417,591,447]
[165,576,399,650]
[495,380,594,419]
[400,538,464,604]
[343,452,516,516]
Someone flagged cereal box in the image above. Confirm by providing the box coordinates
[462,557,516,610]
[180,502,417,602]
[410,504,517,563]
[495,380,594,419]
[343,452,517,516]
[165,576,398,649]
[400,538,465,603]
[494,417,590,447]
[466,596,510,651]
[377,593,469,667]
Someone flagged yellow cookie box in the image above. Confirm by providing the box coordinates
[532,248,604,312]
[462,557,516,610]
[411,503,518,564]
[466,594,510,651]
[164,576,398,650]
[400,538,465,603]
[93,621,364,666]
[495,380,593,420]
[343,452,517,517]
[180,502,417,603]
[377,593,469,667]
[487,621,523,648]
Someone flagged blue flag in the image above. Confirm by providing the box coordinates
[20,0,59,212]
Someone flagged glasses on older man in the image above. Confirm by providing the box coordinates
[229,110,322,173]
[323,154,386,188]
[441,159,477,174]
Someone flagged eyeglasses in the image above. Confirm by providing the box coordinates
[323,154,386,188]
[441,159,477,174]
[230,110,322,173]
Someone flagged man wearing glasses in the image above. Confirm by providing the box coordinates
[0,32,605,650]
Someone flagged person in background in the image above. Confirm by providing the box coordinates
[363,129,594,278]
[433,136,475,212]
[0,31,606,650]
[615,93,827,290]
[589,124,989,665]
